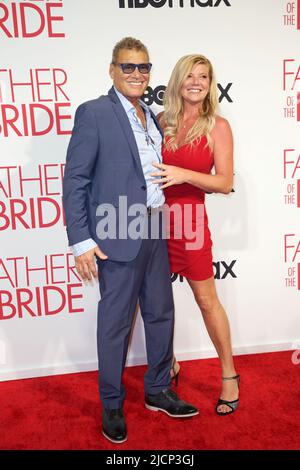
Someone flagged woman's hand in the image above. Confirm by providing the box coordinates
[151,162,187,189]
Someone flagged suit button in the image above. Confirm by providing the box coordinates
[141,185,146,190]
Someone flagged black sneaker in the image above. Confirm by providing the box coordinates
[102,408,127,443]
[145,388,199,418]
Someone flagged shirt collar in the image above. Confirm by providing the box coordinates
[114,86,149,115]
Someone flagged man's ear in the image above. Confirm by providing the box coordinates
[109,64,114,79]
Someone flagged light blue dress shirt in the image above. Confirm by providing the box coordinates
[71,87,164,256]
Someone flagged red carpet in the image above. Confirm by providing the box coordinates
[0,351,300,450]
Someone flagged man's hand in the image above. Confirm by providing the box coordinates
[75,246,108,281]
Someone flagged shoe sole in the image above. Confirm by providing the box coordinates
[102,430,127,444]
[145,404,199,418]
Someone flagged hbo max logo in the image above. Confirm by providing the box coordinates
[119,0,231,7]
[142,84,233,105]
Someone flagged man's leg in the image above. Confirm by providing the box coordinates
[139,215,199,418]
[139,236,174,395]
[96,233,156,409]
[97,257,143,410]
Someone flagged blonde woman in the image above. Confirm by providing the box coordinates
[152,55,239,415]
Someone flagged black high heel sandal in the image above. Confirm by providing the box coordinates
[170,357,180,386]
[215,374,240,415]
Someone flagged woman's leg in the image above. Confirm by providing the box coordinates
[187,276,239,413]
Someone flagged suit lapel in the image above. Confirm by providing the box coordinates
[108,87,145,183]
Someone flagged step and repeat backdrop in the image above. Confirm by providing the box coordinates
[0,0,300,380]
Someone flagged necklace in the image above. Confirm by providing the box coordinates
[135,104,155,146]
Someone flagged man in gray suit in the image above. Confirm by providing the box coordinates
[63,37,198,444]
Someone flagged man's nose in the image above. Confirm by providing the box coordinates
[131,68,143,78]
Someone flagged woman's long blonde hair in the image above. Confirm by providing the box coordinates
[163,54,218,150]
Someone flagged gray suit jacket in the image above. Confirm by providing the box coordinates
[63,86,163,262]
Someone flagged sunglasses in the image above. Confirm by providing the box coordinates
[115,63,152,74]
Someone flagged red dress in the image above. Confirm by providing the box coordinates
[162,136,214,281]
